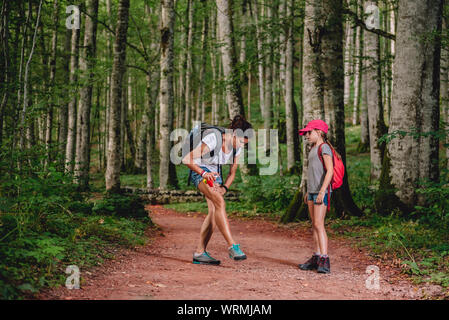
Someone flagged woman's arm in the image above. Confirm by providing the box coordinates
[182,142,218,180]
[222,155,239,190]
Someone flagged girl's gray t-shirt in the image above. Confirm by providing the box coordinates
[307,143,333,194]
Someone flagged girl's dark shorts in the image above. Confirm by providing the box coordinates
[308,192,331,206]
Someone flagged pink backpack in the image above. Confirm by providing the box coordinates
[317,143,345,211]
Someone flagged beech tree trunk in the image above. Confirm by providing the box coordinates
[364,0,386,180]
[74,0,98,189]
[285,0,300,173]
[216,0,245,119]
[377,0,443,213]
[105,0,130,193]
[65,27,80,173]
[159,0,176,190]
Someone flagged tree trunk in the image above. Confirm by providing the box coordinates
[322,0,363,217]
[376,0,443,213]
[184,0,194,130]
[365,0,386,180]
[105,0,130,193]
[65,27,80,173]
[198,0,208,123]
[285,0,300,173]
[45,0,59,165]
[358,54,370,153]
[352,0,362,125]
[159,0,176,190]
[283,0,326,222]
[59,28,71,164]
[210,7,219,124]
[216,0,245,119]
[343,18,353,107]
[252,0,265,117]
[20,0,43,151]
[444,17,449,170]
[263,1,273,150]
[75,0,98,189]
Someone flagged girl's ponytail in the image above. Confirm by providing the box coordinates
[322,133,342,161]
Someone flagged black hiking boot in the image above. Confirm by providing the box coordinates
[298,254,319,270]
[317,256,331,274]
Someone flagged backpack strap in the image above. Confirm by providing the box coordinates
[318,143,332,212]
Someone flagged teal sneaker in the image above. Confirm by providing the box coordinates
[193,251,221,265]
[229,244,247,260]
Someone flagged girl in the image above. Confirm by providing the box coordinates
[182,115,253,265]
[298,119,337,274]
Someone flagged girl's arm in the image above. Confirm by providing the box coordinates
[316,154,334,203]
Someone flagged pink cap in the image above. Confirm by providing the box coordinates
[298,119,328,136]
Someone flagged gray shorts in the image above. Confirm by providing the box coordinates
[190,166,223,188]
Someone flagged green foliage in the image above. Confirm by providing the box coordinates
[240,175,300,215]
[92,193,149,219]
[0,147,151,299]
[412,172,449,224]
[330,212,449,288]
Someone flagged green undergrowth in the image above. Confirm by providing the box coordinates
[0,158,153,299]
[329,212,449,292]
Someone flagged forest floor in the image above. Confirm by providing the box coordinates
[38,204,444,300]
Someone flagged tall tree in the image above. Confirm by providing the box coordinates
[376,0,443,213]
[364,0,386,180]
[284,0,300,173]
[74,0,99,189]
[216,0,245,118]
[322,0,363,217]
[159,0,176,189]
[45,0,59,165]
[65,25,81,173]
[283,0,363,222]
[105,0,130,193]
[184,0,194,129]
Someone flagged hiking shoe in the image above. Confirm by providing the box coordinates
[229,244,247,260]
[317,256,331,274]
[298,254,319,270]
[193,252,221,265]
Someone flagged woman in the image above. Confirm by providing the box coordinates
[298,119,336,274]
[182,115,253,265]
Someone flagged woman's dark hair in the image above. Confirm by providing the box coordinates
[229,115,253,139]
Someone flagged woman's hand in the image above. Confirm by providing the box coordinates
[303,193,308,204]
[316,191,325,204]
[203,171,218,182]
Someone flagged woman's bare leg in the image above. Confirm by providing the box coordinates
[195,198,216,253]
[197,182,235,247]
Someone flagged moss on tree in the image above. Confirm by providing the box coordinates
[374,150,411,215]
[281,189,309,223]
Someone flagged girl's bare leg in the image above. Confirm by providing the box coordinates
[308,200,321,254]
[195,198,217,253]
[312,203,328,255]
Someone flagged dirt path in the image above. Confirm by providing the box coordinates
[39,205,439,300]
